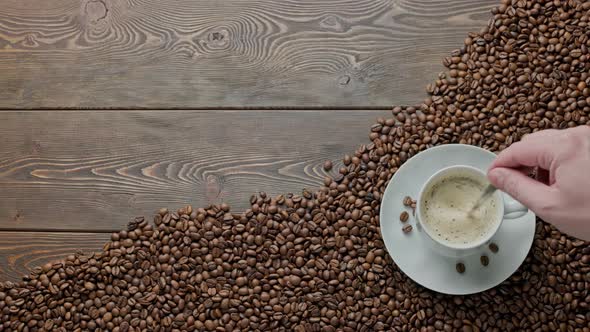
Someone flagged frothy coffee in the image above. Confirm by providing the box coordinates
[421,175,500,247]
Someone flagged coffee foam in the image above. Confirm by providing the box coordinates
[421,174,500,247]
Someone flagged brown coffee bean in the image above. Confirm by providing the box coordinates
[399,211,409,223]
[323,160,333,171]
[480,255,489,267]
[403,196,413,206]
[402,225,413,234]
[489,243,499,253]
[456,263,466,274]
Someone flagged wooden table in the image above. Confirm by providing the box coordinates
[0,0,495,281]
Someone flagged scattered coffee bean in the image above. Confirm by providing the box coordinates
[323,160,333,171]
[456,262,466,274]
[403,196,413,206]
[402,224,413,234]
[399,211,409,223]
[489,243,499,253]
[480,255,489,267]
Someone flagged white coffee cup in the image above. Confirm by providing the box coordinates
[416,165,528,258]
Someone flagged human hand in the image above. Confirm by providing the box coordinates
[487,126,590,241]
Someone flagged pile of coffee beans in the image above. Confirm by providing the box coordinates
[1,0,590,331]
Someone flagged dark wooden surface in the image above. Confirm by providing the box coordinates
[0,0,497,281]
[0,0,495,108]
[0,110,388,232]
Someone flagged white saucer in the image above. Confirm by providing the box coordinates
[379,144,536,295]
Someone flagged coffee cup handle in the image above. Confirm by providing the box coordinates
[503,195,528,220]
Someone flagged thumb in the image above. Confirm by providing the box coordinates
[488,167,557,212]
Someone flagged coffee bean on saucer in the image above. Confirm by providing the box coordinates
[489,243,499,253]
[399,211,409,223]
[480,255,489,266]
[323,160,333,171]
[403,196,413,206]
[456,263,465,274]
[402,224,413,234]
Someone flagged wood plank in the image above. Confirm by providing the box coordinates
[0,110,388,231]
[0,0,496,108]
[0,231,110,282]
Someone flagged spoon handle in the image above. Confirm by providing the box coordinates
[470,184,497,213]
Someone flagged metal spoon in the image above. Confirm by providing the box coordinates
[468,184,497,216]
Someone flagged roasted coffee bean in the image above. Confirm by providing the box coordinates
[456,263,466,274]
[323,160,333,171]
[480,255,489,267]
[402,225,413,234]
[399,211,409,223]
[489,243,499,253]
[403,196,413,207]
[1,2,590,331]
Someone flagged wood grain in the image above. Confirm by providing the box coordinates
[0,231,110,282]
[0,110,388,231]
[0,0,496,108]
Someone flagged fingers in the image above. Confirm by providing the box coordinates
[570,125,590,136]
[488,167,559,213]
[490,135,559,170]
[521,129,560,141]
